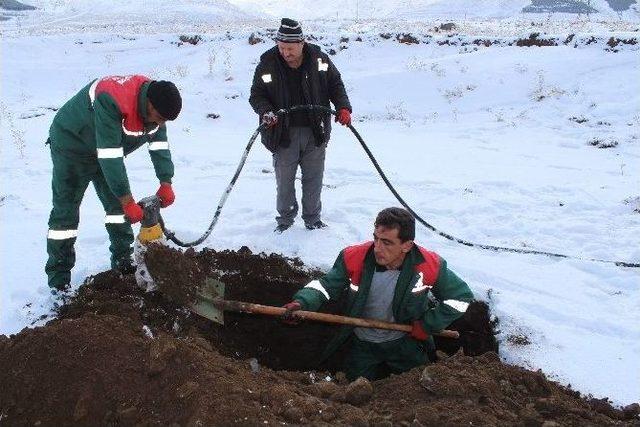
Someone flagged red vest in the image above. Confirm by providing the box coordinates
[91,75,155,136]
[343,241,440,292]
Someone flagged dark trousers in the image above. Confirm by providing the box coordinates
[273,127,326,227]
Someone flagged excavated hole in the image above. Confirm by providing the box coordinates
[58,244,498,373]
[59,245,348,372]
[141,244,499,372]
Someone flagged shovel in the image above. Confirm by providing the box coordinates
[191,278,460,339]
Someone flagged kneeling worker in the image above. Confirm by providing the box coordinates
[283,207,474,381]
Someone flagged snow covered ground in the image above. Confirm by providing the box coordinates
[1,0,639,406]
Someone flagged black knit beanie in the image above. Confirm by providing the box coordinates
[147,81,182,121]
[276,18,304,43]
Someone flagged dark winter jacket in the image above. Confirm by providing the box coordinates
[249,43,351,152]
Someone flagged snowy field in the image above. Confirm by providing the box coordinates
[1,0,639,406]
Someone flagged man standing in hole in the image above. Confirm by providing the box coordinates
[282,207,475,381]
[249,18,352,233]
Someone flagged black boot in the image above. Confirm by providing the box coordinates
[274,223,292,234]
[114,257,136,275]
[305,220,327,230]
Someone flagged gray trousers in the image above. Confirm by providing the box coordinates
[273,127,326,226]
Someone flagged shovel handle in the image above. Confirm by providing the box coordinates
[214,299,460,339]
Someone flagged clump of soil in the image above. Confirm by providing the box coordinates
[569,115,589,124]
[144,245,206,306]
[177,34,202,45]
[589,136,619,149]
[248,32,263,45]
[607,37,638,49]
[433,300,499,358]
[508,333,532,346]
[1,247,637,426]
[397,33,420,45]
[515,32,558,47]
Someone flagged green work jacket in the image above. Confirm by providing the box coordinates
[293,242,474,361]
[49,75,173,198]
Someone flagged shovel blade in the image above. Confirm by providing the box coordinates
[190,278,225,325]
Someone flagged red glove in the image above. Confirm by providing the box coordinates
[281,301,302,325]
[156,182,175,208]
[335,108,351,126]
[262,111,278,128]
[410,320,429,341]
[122,199,144,224]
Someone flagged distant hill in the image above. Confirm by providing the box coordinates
[0,0,36,11]
[227,0,637,20]
[522,0,598,13]
[3,0,259,22]
[604,0,636,11]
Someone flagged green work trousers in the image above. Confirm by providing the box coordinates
[45,146,133,289]
[344,335,428,381]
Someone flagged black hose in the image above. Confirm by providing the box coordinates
[159,123,266,247]
[161,104,639,268]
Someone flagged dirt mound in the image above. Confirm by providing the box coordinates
[0,313,341,426]
[58,246,340,372]
[1,247,637,426]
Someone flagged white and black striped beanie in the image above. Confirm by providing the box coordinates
[276,18,304,43]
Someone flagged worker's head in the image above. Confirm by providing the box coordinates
[147,80,182,126]
[275,18,305,68]
[373,207,415,269]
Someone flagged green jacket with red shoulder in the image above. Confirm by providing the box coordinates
[49,75,173,198]
[293,241,474,360]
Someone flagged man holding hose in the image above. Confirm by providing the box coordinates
[249,18,352,233]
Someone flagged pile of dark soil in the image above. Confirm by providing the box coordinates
[1,246,637,426]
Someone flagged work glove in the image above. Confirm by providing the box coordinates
[410,320,429,341]
[281,300,302,325]
[156,182,175,208]
[123,199,144,224]
[262,111,278,128]
[335,108,351,126]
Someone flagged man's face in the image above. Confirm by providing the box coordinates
[146,100,167,127]
[372,225,413,269]
[277,41,304,68]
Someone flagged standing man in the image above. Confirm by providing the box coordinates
[282,207,475,381]
[45,75,182,292]
[249,18,352,233]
